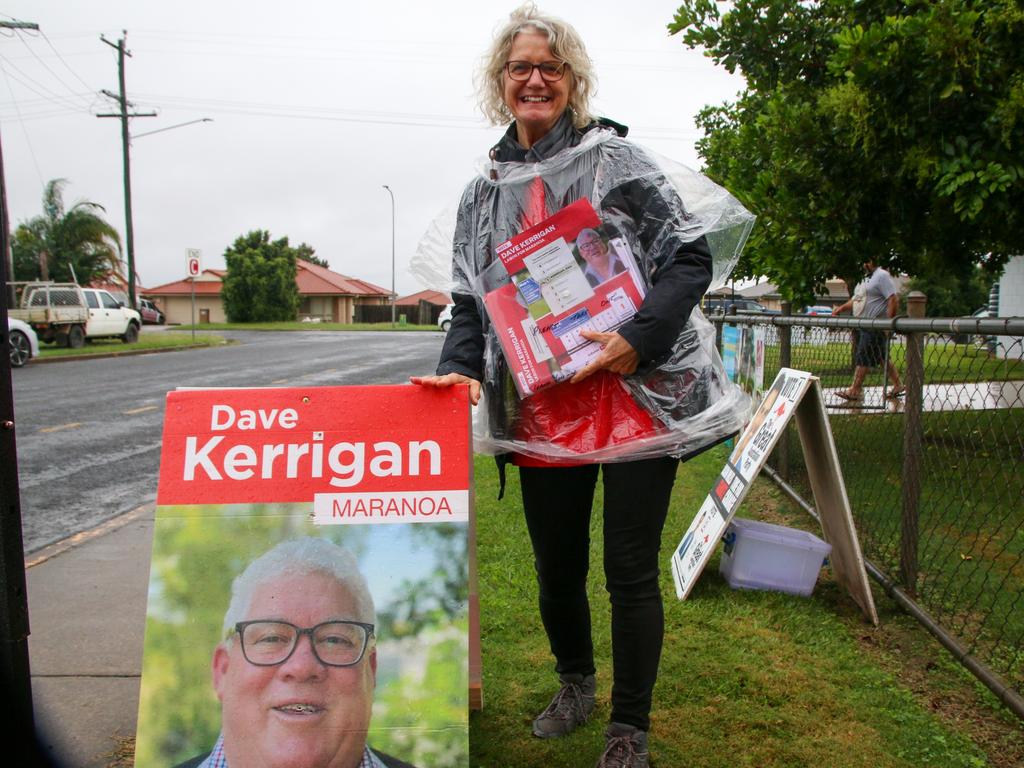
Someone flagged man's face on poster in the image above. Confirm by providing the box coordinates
[212,572,376,768]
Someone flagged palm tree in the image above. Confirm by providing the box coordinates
[11,179,124,285]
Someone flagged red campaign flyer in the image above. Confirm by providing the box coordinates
[135,385,471,768]
[483,198,647,397]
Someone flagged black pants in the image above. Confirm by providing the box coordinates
[519,455,679,732]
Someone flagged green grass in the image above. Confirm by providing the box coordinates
[469,450,1020,767]
[775,407,1024,689]
[36,332,229,359]
[765,340,1024,389]
[172,321,440,332]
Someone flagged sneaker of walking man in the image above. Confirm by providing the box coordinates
[532,673,596,738]
[596,722,649,768]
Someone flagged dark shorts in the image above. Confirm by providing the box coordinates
[855,329,887,367]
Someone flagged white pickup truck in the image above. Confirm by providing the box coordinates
[81,287,142,343]
[8,282,142,347]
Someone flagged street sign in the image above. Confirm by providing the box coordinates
[186,249,201,277]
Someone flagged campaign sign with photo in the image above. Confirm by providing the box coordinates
[482,198,646,397]
[736,325,766,405]
[671,369,814,600]
[135,385,471,768]
[721,324,740,382]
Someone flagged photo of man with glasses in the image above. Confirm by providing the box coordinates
[176,538,418,768]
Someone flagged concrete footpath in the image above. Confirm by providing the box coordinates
[25,503,155,767]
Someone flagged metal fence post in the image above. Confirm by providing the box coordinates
[900,291,927,594]
[777,302,792,481]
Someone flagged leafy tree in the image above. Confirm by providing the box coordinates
[11,178,124,284]
[669,0,1024,306]
[221,230,301,322]
[905,265,990,317]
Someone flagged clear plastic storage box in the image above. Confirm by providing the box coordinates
[719,517,832,596]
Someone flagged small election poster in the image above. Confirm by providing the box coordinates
[721,324,740,382]
[671,369,813,600]
[736,325,766,405]
[482,198,647,397]
[670,368,877,623]
[135,385,471,768]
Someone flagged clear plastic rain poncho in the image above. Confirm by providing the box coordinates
[412,126,755,463]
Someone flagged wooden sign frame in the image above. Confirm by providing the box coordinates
[671,368,878,624]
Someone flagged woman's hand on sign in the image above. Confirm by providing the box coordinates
[410,373,482,405]
[570,330,638,383]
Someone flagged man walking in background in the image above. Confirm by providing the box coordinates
[834,258,904,401]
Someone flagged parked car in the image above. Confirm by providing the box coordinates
[138,298,165,325]
[703,298,771,315]
[80,288,143,343]
[438,303,454,332]
[803,305,834,316]
[8,316,40,367]
[950,306,992,344]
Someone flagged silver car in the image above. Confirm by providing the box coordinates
[438,303,454,332]
[8,316,40,368]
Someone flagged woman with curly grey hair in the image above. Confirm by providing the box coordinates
[413,5,719,765]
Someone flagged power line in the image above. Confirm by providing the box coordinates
[134,91,485,125]
[0,56,44,189]
[131,91,702,139]
[38,30,99,94]
[0,52,89,113]
[15,30,94,110]
[0,105,82,122]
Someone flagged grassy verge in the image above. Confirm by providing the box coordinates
[36,332,228,359]
[171,321,440,332]
[775,406,1024,692]
[470,449,1022,767]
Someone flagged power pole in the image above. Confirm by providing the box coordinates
[98,31,155,309]
[0,15,39,748]
[1,20,38,306]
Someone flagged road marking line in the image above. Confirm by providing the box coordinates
[271,378,289,384]
[123,405,158,415]
[39,423,81,433]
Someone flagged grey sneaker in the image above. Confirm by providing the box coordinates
[531,673,596,738]
[595,722,649,768]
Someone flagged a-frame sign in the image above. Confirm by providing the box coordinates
[671,368,878,624]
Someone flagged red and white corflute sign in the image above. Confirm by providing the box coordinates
[157,385,471,524]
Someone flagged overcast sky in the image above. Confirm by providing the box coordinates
[0,1,743,296]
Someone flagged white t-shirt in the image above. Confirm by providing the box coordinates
[851,281,867,317]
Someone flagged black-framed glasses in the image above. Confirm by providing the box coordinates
[505,60,568,82]
[235,620,375,667]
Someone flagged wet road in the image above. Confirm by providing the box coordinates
[9,330,446,553]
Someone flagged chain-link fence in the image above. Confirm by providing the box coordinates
[710,306,1024,718]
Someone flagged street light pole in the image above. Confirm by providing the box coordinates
[382,185,395,327]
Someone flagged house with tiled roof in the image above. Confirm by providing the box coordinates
[395,289,451,307]
[294,259,390,322]
[144,260,390,324]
